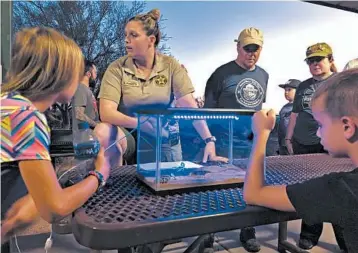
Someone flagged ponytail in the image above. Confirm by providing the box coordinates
[328,55,337,73]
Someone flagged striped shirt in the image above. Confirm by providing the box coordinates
[1,92,51,163]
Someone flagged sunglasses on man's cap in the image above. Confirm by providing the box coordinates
[243,44,260,53]
[305,56,326,65]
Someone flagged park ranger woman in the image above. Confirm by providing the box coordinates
[97,9,227,164]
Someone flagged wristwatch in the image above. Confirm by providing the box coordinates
[204,136,216,144]
[88,171,106,190]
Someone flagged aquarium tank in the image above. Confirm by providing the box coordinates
[135,108,256,193]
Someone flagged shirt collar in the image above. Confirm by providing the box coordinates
[122,53,166,80]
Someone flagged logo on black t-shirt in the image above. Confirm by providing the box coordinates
[235,78,264,108]
[301,85,316,111]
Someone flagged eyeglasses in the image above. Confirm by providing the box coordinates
[305,56,326,65]
[243,44,260,53]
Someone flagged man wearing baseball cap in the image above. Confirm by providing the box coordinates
[277,79,301,155]
[234,27,263,48]
[204,27,267,111]
[203,27,268,252]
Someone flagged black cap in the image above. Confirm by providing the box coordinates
[279,79,301,89]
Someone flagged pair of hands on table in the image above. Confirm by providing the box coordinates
[0,110,277,243]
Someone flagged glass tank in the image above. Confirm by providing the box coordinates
[135,108,255,193]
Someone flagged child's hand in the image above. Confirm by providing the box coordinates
[94,147,110,181]
[1,195,40,242]
[252,109,276,137]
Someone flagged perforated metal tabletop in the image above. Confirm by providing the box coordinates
[72,154,354,250]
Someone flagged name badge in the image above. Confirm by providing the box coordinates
[124,80,140,87]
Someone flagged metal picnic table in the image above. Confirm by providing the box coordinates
[72,154,354,253]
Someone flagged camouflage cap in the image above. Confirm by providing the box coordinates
[234,27,263,47]
[305,42,333,59]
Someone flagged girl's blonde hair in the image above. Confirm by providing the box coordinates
[2,27,84,101]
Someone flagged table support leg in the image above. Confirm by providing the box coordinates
[278,222,309,253]
[116,239,182,253]
[136,243,165,253]
[183,234,214,253]
[117,247,135,253]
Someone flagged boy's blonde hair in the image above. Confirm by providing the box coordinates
[312,68,358,118]
[343,58,358,70]
[2,27,84,101]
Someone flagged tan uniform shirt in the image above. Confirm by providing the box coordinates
[99,53,195,116]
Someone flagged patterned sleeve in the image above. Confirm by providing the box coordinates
[1,108,51,162]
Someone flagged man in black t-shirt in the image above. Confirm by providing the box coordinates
[204,28,268,111]
[243,69,358,253]
[204,27,269,253]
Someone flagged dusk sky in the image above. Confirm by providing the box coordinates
[142,1,358,111]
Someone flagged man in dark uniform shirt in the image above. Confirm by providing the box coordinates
[243,69,358,253]
[204,28,268,110]
[203,27,269,253]
[278,79,300,155]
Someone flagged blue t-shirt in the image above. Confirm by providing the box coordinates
[278,102,294,147]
